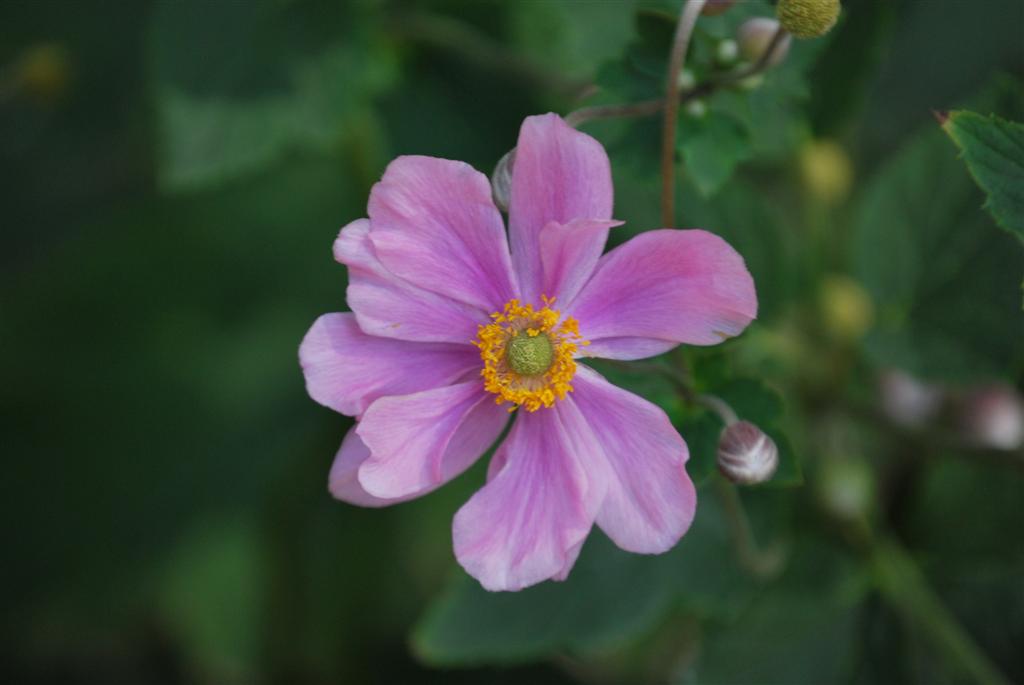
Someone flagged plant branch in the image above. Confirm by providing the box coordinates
[715,477,784,578]
[871,537,1011,685]
[661,0,706,227]
[566,27,789,130]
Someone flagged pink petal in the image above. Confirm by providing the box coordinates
[453,401,607,591]
[367,156,518,312]
[329,427,415,507]
[582,337,679,361]
[356,381,508,499]
[509,114,613,304]
[573,365,696,553]
[335,219,488,344]
[299,313,479,418]
[569,229,756,358]
[539,219,623,305]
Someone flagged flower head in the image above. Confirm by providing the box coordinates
[300,114,757,591]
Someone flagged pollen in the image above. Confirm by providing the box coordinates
[473,296,588,412]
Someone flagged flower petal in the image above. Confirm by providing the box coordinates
[453,401,606,591]
[509,114,613,304]
[367,156,518,311]
[539,218,623,305]
[356,381,508,499]
[569,229,756,356]
[335,219,489,344]
[299,312,479,417]
[572,365,696,553]
[329,427,414,507]
[581,337,679,361]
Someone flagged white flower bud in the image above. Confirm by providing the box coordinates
[738,17,791,68]
[684,98,707,119]
[676,68,697,91]
[958,384,1024,451]
[491,148,515,212]
[716,39,739,66]
[878,369,943,429]
[718,421,779,485]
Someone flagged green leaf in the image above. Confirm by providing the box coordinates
[690,543,864,684]
[852,95,1024,381]
[942,110,1024,242]
[678,112,751,196]
[150,0,396,191]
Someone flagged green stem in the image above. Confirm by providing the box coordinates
[871,537,1010,685]
[714,477,783,579]
[660,0,707,227]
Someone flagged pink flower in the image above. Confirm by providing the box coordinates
[300,114,757,591]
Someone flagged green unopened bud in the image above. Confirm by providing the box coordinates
[800,139,853,205]
[736,73,765,91]
[718,421,779,485]
[491,149,515,212]
[507,332,553,376]
[817,455,873,521]
[676,68,696,91]
[737,17,791,68]
[684,99,707,118]
[715,39,739,66]
[777,0,840,39]
[819,274,873,342]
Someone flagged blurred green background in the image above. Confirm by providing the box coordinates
[2,0,1023,683]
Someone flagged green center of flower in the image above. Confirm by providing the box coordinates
[506,332,554,376]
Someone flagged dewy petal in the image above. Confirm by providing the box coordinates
[299,312,478,417]
[509,114,613,304]
[570,229,757,358]
[453,401,606,592]
[335,219,489,344]
[356,381,508,499]
[572,365,696,553]
[367,156,518,312]
[539,218,623,305]
[329,427,416,507]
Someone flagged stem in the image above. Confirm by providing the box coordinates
[714,477,783,578]
[564,99,664,128]
[696,393,739,425]
[565,28,788,132]
[871,538,1010,685]
[660,0,706,227]
[714,26,788,84]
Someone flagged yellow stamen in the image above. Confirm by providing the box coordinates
[472,297,587,412]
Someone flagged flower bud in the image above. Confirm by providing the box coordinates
[777,0,840,39]
[817,455,873,521]
[684,99,707,119]
[15,43,71,105]
[799,139,853,205]
[736,73,765,91]
[878,369,943,429]
[819,274,873,342]
[701,0,736,17]
[737,18,791,68]
[718,421,779,485]
[491,148,515,212]
[676,68,696,91]
[715,39,739,67]
[957,384,1024,450]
